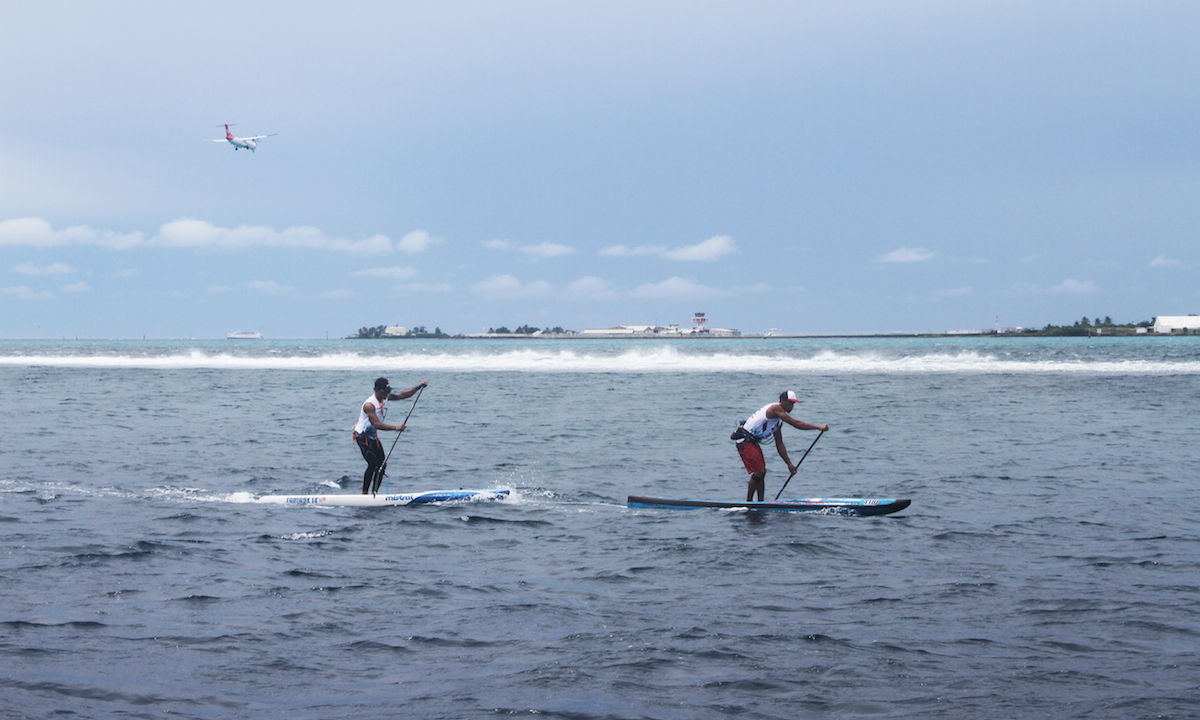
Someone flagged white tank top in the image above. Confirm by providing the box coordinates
[741,403,781,443]
[354,393,388,435]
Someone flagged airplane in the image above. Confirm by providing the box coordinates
[208,123,277,152]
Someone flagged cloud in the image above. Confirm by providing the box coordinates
[0,217,401,254]
[470,274,553,299]
[1050,279,1098,295]
[485,239,575,257]
[1011,279,1098,296]
[599,235,735,261]
[156,219,392,254]
[628,276,725,300]
[397,230,442,254]
[320,289,355,299]
[14,262,74,275]
[520,242,574,258]
[938,286,973,298]
[396,282,455,293]
[877,247,937,263]
[3,285,55,300]
[61,281,90,293]
[246,280,293,295]
[1150,254,1182,267]
[664,235,736,261]
[0,218,144,249]
[355,266,418,279]
[565,276,619,301]
[598,244,667,257]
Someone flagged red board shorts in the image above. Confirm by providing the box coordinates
[736,440,766,475]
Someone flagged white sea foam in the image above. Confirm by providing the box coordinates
[1,344,1197,373]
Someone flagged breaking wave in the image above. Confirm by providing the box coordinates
[1,340,1198,374]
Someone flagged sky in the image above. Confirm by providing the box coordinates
[2,1,1198,338]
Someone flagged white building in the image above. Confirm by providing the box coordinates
[383,326,407,337]
[1152,316,1200,333]
[580,325,681,337]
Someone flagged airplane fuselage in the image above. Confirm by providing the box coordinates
[210,124,274,152]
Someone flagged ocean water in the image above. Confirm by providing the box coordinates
[1,337,1198,719]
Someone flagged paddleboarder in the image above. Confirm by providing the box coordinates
[354,377,427,494]
[732,390,829,502]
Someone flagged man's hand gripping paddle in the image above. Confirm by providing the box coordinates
[375,385,425,495]
[773,429,824,502]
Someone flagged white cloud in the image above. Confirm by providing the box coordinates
[1011,279,1098,296]
[355,266,418,279]
[156,219,392,254]
[397,230,442,254]
[0,218,143,249]
[1050,279,1098,295]
[877,247,937,263]
[470,274,553,299]
[599,235,735,261]
[246,280,293,295]
[3,285,55,300]
[628,276,725,300]
[1150,254,1182,267]
[396,282,455,293]
[61,281,90,293]
[14,262,74,275]
[565,276,618,300]
[0,217,399,254]
[520,242,574,258]
[486,239,575,257]
[664,235,736,261]
[598,244,667,257]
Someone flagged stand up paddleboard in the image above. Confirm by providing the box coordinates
[260,488,510,507]
[627,495,910,516]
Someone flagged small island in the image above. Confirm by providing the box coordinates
[348,314,1198,339]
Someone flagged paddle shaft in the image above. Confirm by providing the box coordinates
[380,385,424,494]
[773,429,824,502]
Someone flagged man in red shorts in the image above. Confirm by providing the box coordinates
[732,390,829,502]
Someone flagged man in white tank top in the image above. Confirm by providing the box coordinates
[732,390,828,502]
[354,376,427,494]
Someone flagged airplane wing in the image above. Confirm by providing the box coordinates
[241,134,278,141]
[207,139,229,142]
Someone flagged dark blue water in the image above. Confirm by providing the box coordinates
[2,338,1198,719]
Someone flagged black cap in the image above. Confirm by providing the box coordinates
[374,377,391,392]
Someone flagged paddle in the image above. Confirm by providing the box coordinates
[773,429,824,502]
[377,385,425,495]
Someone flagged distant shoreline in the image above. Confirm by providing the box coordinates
[6,330,1192,342]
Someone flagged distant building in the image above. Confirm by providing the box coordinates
[1152,316,1200,333]
[383,326,407,337]
[580,325,681,337]
[580,320,740,337]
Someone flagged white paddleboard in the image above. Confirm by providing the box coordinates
[259,488,510,507]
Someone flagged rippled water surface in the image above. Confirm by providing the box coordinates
[2,337,1198,719]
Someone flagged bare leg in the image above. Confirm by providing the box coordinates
[747,472,766,502]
